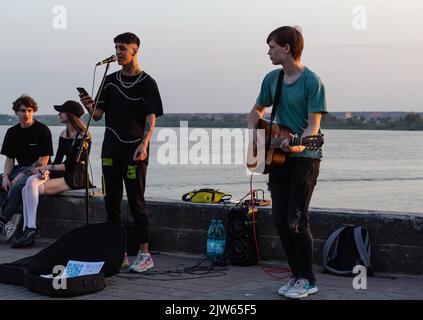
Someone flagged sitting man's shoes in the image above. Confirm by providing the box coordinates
[4,214,22,242]
[12,227,38,248]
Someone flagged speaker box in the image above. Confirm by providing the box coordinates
[227,207,258,266]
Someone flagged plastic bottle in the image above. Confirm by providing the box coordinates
[206,219,217,260]
[214,219,226,262]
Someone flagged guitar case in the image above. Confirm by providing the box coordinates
[0,223,126,297]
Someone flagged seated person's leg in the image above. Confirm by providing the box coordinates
[0,173,30,221]
[13,177,70,248]
[22,175,48,229]
[12,175,46,248]
[0,166,25,210]
[0,172,31,241]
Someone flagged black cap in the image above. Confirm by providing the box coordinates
[54,100,84,118]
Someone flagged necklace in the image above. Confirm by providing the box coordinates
[116,70,146,89]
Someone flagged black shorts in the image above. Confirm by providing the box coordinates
[51,163,89,190]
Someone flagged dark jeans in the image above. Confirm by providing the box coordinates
[268,157,320,284]
[102,158,149,244]
[0,166,29,222]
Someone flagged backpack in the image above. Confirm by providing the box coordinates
[182,188,232,203]
[322,224,372,276]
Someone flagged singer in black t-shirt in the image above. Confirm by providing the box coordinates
[80,32,163,273]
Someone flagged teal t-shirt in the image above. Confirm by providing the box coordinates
[256,67,327,159]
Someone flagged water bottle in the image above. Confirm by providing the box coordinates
[214,219,226,262]
[206,219,217,260]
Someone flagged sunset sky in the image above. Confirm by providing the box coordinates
[0,0,422,114]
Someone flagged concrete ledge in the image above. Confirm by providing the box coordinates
[36,190,423,274]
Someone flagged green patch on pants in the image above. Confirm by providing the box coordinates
[127,165,137,180]
[102,158,113,166]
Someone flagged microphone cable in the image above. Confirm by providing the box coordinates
[248,173,292,280]
[114,255,227,281]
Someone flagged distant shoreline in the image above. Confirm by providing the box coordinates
[1,112,423,130]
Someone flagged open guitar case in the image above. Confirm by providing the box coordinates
[0,223,126,297]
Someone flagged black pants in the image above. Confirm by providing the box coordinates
[268,157,320,284]
[102,158,149,244]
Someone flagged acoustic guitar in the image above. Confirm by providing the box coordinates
[246,119,324,174]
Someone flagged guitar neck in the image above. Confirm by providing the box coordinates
[269,135,322,150]
[269,136,302,148]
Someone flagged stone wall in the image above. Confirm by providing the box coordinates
[37,190,423,274]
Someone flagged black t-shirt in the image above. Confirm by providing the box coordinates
[53,136,91,173]
[1,120,54,166]
[97,71,164,161]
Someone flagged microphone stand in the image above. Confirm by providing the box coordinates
[76,62,112,225]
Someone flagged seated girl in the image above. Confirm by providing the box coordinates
[12,100,91,248]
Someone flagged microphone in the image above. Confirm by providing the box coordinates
[95,55,117,66]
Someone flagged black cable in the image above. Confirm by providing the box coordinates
[114,256,227,281]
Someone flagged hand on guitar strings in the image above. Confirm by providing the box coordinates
[280,135,305,153]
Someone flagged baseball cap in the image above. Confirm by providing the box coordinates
[54,100,84,118]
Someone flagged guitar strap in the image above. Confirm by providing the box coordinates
[266,69,285,151]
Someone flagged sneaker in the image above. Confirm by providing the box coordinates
[129,252,154,273]
[284,278,318,299]
[121,252,130,269]
[12,227,38,249]
[4,214,22,242]
[278,277,297,296]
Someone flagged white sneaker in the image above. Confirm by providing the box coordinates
[284,278,318,299]
[129,252,154,273]
[4,214,21,242]
[278,277,297,296]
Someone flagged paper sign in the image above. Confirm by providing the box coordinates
[62,260,105,278]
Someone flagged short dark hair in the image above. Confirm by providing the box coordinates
[12,94,38,112]
[266,26,304,61]
[113,32,140,47]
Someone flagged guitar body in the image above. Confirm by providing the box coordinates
[246,119,324,174]
[247,119,291,174]
[259,119,291,171]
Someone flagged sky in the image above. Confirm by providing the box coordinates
[0,0,422,114]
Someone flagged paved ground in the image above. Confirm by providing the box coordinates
[0,238,422,301]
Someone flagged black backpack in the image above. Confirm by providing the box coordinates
[322,224,372,276]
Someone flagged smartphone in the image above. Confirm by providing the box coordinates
[77,87,89,97]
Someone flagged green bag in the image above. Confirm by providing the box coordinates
[182,188,232,203]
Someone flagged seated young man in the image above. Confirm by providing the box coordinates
[0,95,53,241]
